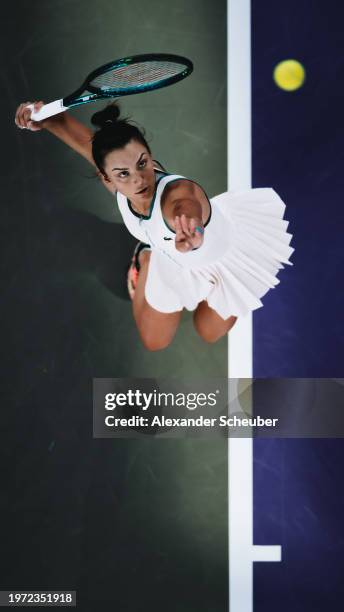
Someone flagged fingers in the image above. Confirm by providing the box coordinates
[15,102,30,129]
[15,100,44,131]
[29,101,45,130]
[174,214,205,252]
[182,215,204,243]
[175,214,194,240]
[174,216,190,252]
[180,214,193,237]
[189,217,196,234]
[180,214,203,238]
[174,215,185,240]
[175,239,191,253]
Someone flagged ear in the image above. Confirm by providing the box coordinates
[97,170,111,183]
[97,170,115,194]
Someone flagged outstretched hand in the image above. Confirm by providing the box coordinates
[15,101,46,131]
[174,214,204,253]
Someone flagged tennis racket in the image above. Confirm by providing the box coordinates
[27,53,193,121]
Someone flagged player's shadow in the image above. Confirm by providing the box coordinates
[31,207,136,298]
[1,206,138,395]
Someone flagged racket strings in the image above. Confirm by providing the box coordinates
[90,61,187,91]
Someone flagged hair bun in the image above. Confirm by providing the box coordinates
[91,103,121,128]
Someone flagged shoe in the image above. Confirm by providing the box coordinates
[127,242,151,300]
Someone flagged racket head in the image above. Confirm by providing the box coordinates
[65,53,193,103]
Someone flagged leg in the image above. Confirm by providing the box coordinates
[132,251,183,351]
[193,300,237,343]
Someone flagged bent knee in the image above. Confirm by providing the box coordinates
[195,327,222,344]
[139,332,173,352]
[194,316,237,344]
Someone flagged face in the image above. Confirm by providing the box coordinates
[103,139,155,203]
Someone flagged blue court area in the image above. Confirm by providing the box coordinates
[252,1,344,610]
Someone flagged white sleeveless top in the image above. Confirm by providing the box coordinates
[115,170,294,318]
[116,170,232,270]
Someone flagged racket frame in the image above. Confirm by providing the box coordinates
[64,53,193,104]
[29,53,193,121]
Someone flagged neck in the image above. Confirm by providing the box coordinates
[130,196,150,214]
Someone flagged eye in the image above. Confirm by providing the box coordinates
[138,159,147,168]
[118,170,129,179]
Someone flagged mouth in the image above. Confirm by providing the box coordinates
[136,186,149,195]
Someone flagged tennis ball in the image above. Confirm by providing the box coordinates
[273,59,305,91]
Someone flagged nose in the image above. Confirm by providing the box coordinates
[132,169,145,187]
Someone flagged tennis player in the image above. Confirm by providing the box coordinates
[15,101,294,350]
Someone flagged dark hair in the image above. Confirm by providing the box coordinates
[91,103,151,175]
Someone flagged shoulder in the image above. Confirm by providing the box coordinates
[162,177,209,204]
[161,177,211,226]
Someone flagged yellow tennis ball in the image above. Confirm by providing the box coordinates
[273,60,306,91]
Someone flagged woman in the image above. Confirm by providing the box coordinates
[15,101,294,350]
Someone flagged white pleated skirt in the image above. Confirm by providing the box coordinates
[144,188,294,319]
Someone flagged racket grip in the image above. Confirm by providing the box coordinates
[28,99,68,121]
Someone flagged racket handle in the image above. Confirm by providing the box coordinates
[27,99,68,121]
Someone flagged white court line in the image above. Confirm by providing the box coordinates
[227,1,282,611]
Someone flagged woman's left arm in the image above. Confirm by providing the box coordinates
[165,182,206,253]
[173,200,204,252]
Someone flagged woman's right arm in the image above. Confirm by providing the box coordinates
[15,101,95,166]
[15,101,116,194]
